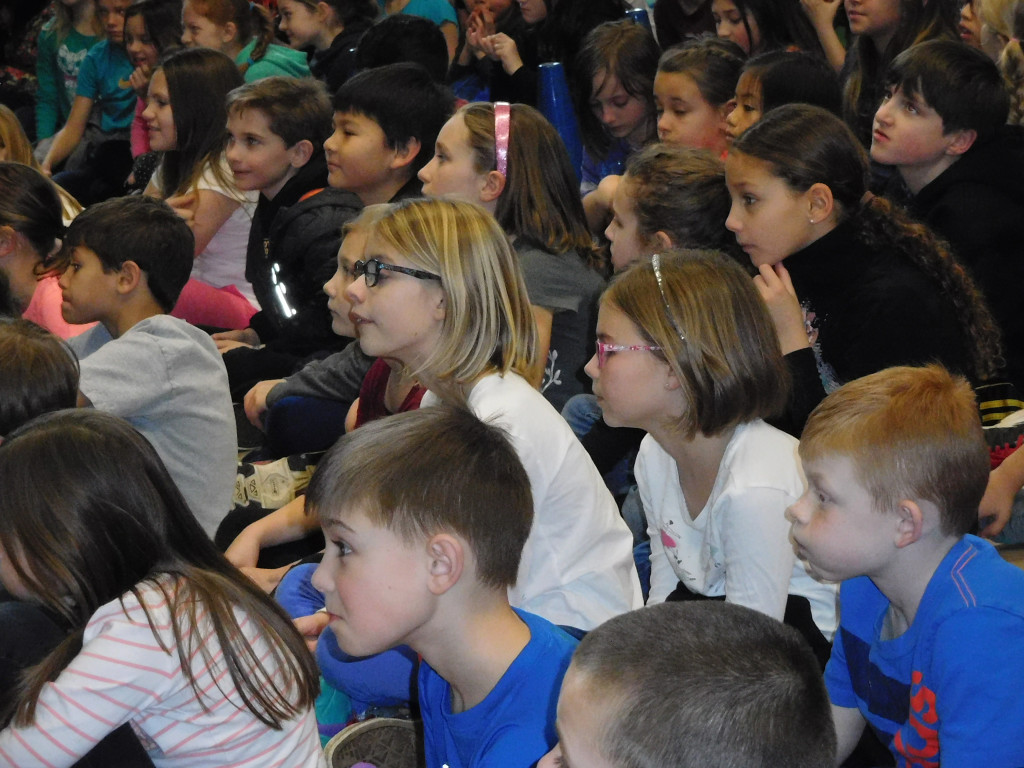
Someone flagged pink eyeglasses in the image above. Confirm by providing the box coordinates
[594,340,663,368]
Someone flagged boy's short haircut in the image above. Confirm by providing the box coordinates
[307,405,533,589]
[570,601,836,768]
[59,196,195,313]
[333,62,455,173]
[800,364,989,536]
[354,15,449,85]
[226,76,333,148]
[886,39,1010,143]
[0,318,80,436]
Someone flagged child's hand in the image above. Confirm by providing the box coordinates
[466,8,496,52]
[753,262,810,354]
[801,0,842,31]
[166,191,198,229]
[584,174,620,233]
[294,612,330,655]
[212,327,261,353]
[480,33,524,75]
[979,463,1021,538]
[243,378,286,428]
[129,64,152,98]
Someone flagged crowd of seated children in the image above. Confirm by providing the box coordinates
[233,62,453,435]
[791,365,1024,767]
[270,199,640,722]
[215,75,361,398]
[143,47,259,328]
[59,195,236,538]
[418,101,605,410]
[539,601,837,768]
[710,0,827,59]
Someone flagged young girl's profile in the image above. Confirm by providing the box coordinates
[143,46,259,327]
[277,0,378,92]
[418,101,606,410]
[726,103,1000,432]
[711,0,825,57]
[180,0,311,80]
[604,142,739,273]
[724,49,840,142]
[0,162,89,339]
[0,409,322,765]
[585,249,837,664]
[653,36,745,156]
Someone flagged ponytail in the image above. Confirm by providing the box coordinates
[239,1,276,76]
[856,196,1002,381]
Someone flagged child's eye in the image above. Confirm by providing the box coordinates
[742,103,757,113]
[742,194,756,206]
[246,137,260,147]
[330,539,352,556]
[904,102,918,114]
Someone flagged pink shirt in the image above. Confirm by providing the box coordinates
[22,275,95,338]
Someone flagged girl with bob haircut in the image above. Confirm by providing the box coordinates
[180,0,310,80]
[143,47,260,327]
[276,197,641,714]
[726,104,1001,433]
[0,409,322,764]
[418,101,606,410]
[585,249,837,664]
[0,162,88,339]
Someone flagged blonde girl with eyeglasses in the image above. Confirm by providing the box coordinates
[585,249,837,666]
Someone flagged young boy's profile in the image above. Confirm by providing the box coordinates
[871,39,1024,392]
[539,601,836,768]
[60,196,236,537]
[323,62,454,206]
[308,405,578,768]
[213,76,362,395]
[789,364,1024,766]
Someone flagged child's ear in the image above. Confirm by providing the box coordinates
[315,0,334,23]
[893,499,925,548]
[480,170,506,203]
[221,21,238,45]
[433,291,446,322]
[652,230,673,251]
[117,260,144,294]
[426,533,464,595]
[0,225,16,257]
[389,137,423,172]
[805,182,835,225]
[945,128,977,157]
[288,139,315,169]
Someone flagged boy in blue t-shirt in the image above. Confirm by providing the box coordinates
[788,364,1024,767]
[308,406,578,768]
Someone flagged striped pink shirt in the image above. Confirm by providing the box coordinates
[0,577,325,768]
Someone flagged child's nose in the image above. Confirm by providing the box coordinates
[785,495,809,525]
[583,352,599,381]
[725,206,740,233]
[344,275,367,303]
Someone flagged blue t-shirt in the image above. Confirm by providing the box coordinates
[380,0,457,25]
[825,535,1024,767]
[419,609,578,768]
[75,39,135,134]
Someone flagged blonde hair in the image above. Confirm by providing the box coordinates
[0,107,82,222]
[605,250,788,438]
[369,198,537,402]
[800,364,989,536]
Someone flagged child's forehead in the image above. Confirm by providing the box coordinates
[99,0,132,12]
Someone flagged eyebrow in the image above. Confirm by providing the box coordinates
[323,517,355,532]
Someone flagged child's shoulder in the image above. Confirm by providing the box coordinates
[926,535,1024,619]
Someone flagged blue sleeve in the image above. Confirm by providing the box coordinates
[403,0,457,25]
[923,609,1024,767]
[75,45,102,101]
[35,26,60,139]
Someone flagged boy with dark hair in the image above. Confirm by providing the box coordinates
[325,62,454,204]
[212,76,362,397]
[60,196,235,537]
[309,405,578,767]
[788,364,1024,766]
[354,15,451,84]
[540,601,836,768]
[871,39,1024,391]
